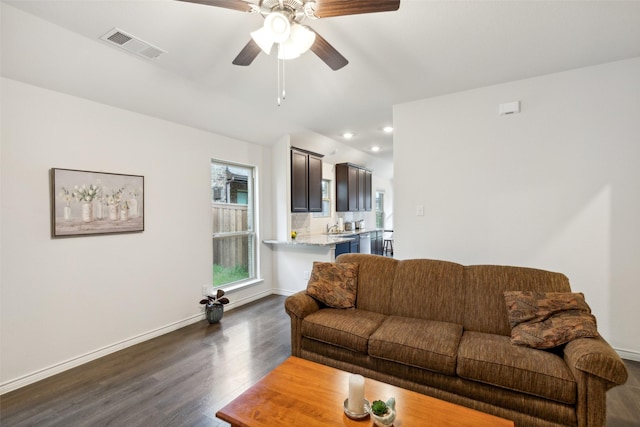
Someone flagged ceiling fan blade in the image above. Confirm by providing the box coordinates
[309,30,348,71]
[312,0,400,18]
[175,0,255,13]
[232,39,262,66]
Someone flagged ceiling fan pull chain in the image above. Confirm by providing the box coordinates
[276,56,287,106]
[277,57,281,106]
[282,59,286,101]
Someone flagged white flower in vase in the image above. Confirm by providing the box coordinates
[93,198,104,220]
[59,187,73,221]
[127,188,139,218]
[93,179,105,219]
[80,200,93,222]
[120,201,129,221]
[72,183,100,203]
[108,204,119,221]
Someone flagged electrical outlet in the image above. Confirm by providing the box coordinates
[416,205,425,216]
[303,271,310,280]
[202,284,209,296]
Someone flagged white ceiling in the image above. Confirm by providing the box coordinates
[3,0,640,163]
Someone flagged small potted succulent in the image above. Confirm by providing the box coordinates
[199,289,230,324]
[370,398,396,427]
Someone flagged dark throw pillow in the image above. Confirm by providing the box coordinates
[504,291,599,349]
[306,262,359,309]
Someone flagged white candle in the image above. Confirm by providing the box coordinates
[348,374,365,414]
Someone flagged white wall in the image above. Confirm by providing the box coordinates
[393,57,640,359]
[0,78,274,392]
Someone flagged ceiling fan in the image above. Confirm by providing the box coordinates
[176,0,401,71]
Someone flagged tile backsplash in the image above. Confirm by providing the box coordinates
[291,211,373,236]
[291,213,311,235]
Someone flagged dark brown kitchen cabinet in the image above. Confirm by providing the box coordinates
[357,168,365,211]
[364,170,372,211]
[336,163,372,212]
[291,147,323,212]
[335,163,354,212]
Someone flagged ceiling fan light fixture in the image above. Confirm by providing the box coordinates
[278,24,315,59]
[253,12,294,55]
[264,12,291,43]
[251,27,274,54]
[278,41,301,60]
[290,24,316,53]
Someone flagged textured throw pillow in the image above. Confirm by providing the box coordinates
[504,291,599,349]
[306,262,358,309]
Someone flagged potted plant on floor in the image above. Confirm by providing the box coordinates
[200,289,230,324]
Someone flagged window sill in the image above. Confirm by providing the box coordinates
[218,278,264,295]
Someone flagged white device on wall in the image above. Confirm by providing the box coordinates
[499,101,521,115]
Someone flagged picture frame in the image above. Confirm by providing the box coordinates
[50,168,144,237]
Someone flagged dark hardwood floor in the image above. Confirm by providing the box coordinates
[0,295,291,426]
[606,356,640,427]
[1,294,638,426]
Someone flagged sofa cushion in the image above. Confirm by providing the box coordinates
[388,259,466,324]
[457,331,576,404]
[306,262,359,309]
[462,265,571,335]
[336,254,399,313]
[301,309,386,354]
[504,291,599,349]
[368,316,463,376]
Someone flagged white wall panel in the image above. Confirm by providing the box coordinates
[393,58,640,357]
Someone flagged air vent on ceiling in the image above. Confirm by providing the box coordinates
[100,28,166,60]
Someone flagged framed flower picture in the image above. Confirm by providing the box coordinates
[50,168,144,237]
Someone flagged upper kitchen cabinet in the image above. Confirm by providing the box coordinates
[291,147,323,212]
[336,163,372,212]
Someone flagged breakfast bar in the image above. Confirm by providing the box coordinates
[263,229,383,295]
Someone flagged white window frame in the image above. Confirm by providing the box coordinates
[312,179,332,218]
[375,190,385,229]
[211,160,259,289]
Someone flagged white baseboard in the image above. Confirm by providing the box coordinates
[1,290,277,395]
[272,288,297,297]
[0,314,202,395]
[224,289,274,310]
[616,348,640,362]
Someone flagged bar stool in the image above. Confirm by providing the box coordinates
[383,230,394,256]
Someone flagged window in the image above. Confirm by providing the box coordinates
[211,161,256,287]
[312,179,331,218]
[375,191,385,229]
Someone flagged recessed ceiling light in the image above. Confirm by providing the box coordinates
[383,126,393,133]
[342,132,355,139]
[371,146,380,152]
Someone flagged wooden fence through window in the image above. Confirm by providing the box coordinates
[212,203,249,269]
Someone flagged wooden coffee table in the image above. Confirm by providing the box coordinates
[216,356,514,427]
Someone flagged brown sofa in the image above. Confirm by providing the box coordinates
[284,254,628,427]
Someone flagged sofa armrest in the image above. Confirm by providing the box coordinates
[285,291,321,357]
[285,291,321,320]
[563,336,628,386]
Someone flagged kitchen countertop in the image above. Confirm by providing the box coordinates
[324,228,383,237]
[263,235,354,247]
[263,228,383,247]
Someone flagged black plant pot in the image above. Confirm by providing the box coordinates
[205,304,224,324]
